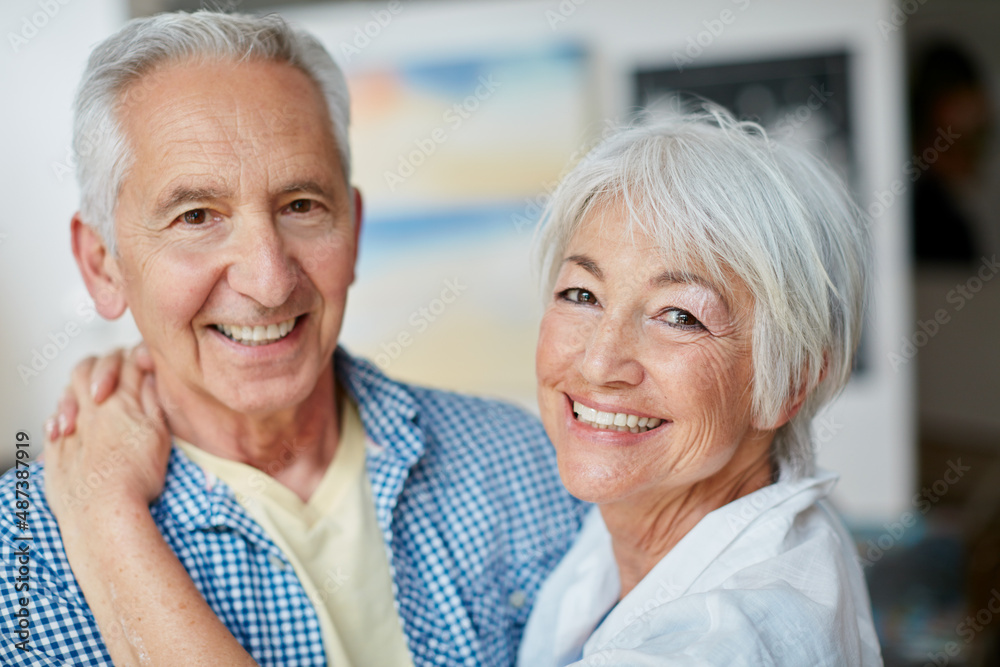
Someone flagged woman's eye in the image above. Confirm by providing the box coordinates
[181,209,208,225]
[287,199,315,214]
[663,308,703,329]
[561,288,598,305]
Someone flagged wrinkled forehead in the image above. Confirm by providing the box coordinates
[112,59,344,208]
[117,57,333,144]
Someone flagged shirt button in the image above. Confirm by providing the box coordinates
[508,590,527,609]
[268,554,289,571]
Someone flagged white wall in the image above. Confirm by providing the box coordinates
[0,0,137,468]
[0,0,915,523]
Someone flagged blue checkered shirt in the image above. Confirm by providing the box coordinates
[0,348,584,666]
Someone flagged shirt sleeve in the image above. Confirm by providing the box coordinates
[0,468,114,666]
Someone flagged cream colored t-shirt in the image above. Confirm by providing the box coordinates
[176,396,413,667]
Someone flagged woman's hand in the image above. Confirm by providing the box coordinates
[45,344,154,440]
[41,346,258,666]
[44,345,170,523]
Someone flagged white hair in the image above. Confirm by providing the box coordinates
[73,11,351,253]
[536,106,871,478]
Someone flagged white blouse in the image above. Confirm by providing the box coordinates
[518,471,883,666]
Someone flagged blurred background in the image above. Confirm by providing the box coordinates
[1,0,997,663]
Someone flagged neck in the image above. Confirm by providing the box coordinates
[599,436,775,600]
[157,365,340,503]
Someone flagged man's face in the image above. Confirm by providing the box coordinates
[105,59,358,416]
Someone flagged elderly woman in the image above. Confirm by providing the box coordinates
[42,108,881,665]
[519,108,881,665]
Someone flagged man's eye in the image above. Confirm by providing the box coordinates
[663,308,703,329]
[287,199,314,214]
[181,209,208,225]
[560,288,598,305]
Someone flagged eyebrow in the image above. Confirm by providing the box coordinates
[564,254,730,310]
[563,254,604,280]
[280,180,336,200]
[153,185,229,217]
[653,270,730,311]
[153,180,337,218]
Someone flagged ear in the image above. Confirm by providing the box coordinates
[71,213,128,319]
[348,187,363,286]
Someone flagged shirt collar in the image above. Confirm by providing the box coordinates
[152,447,287,561]
[334,346,427,543]
[151,348,427,553]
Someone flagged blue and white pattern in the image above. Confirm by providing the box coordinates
[0,348,584,666]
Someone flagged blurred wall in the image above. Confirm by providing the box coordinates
[0,0,138,467]
[907,0,1000,453]
[0,0,915,524]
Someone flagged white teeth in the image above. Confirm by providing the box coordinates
[572,401,665,434]
[214,317,297,346]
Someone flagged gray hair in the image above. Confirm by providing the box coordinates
[536,106,871,479]
[73,11,351,253]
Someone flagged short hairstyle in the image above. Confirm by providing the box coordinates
[536,106,871,478]
[73,11,351,253]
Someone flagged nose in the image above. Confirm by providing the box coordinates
[226,216,297,308]
[578,312,644,388]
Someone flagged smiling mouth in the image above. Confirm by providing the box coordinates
[213,317,298,346]
[573,401,664,433]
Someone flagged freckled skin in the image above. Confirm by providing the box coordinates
[105,59,357,423]
[536,205,771,509]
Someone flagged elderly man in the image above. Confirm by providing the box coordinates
[0,11,579,666]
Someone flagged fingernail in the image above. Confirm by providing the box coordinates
[58,414,68,435]
[91,380,100,399]
[44,417,56,440]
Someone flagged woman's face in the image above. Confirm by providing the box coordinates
[536,206,769,506]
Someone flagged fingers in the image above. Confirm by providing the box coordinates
[89,348,125,403]
[118,346,147,403]
[70,356,98,410]
[134,342,155,373]
[140,374,164,426]
[55,384,81,438]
